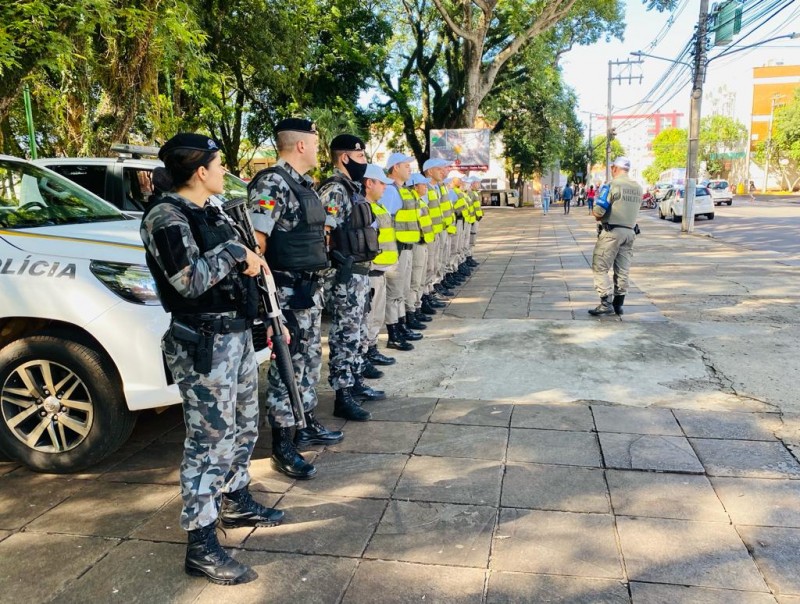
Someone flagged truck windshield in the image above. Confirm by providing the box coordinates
[0,160,127,229]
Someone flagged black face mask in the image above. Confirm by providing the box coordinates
[343,157,368,181]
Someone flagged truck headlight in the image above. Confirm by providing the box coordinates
[90,261,161,305]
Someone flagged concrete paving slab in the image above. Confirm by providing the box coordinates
[738,526,800,596]
[0,533,117,602]
[243,493,386,557]
[429,398,513,427]
[691,439,800,478]
[501,462,609,513]
[674,410,781,441]
[0,474,90,530]
[343,559,486,603]
[491,508,622,578]
[527,310,574,320]
[394,456,503,506]
[126,406,184,443]
[592,406,683,436]
[629,582,778,604]
[606,470,727,521]
[487,572,630,603]
[98,441,182,485]
[712,477,800,527]
[366,397,438,423]
[53,539,205,604]
[507,428,602,467]
[327,421,424,455]
[193,551,358,604]
[599,433,704,473]
[617,516,769,592]
[778,597,800,604]
[247,452,310,493]
[290,451,408,499]
[414,423,508,461]
[25,481,177,538]
[510,402,595,431]
[365,500,495,568]
[0,530,9,544]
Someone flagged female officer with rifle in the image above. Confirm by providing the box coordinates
[141,133,283,586]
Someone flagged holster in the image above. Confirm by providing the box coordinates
[170,320,214,374]
[283,311,309,356]
[274,273,321,310]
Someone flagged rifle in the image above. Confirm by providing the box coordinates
[222,197,306,430]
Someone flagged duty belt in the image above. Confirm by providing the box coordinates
[173,313,250,334]
[397,243,413,252]
[600,223,633,231]
[351,262,370,275]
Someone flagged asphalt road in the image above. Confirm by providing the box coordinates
[643,195,800,259]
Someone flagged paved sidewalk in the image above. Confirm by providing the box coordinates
[1,208,799,604]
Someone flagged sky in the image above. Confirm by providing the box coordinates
[559,0,800,136]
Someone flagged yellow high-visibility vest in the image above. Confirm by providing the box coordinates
[413,191,435,243]
[438,184,456,233]
[370,202,399,266]
[427,187,444,234]
[470,190,483,219]
[454,187,475,223]
[394,186,421,244]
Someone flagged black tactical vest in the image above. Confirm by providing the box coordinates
[248,166,328,272]
[319,174,379,264]
[143,196,258,317]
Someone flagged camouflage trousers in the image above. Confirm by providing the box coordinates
[592,227,636,298]
[328,272,369,389]
[266,283,324,428]
[162,328,258,531]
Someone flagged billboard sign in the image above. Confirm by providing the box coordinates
[429,128,490,171]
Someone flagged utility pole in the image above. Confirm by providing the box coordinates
[763,94,784,193]
[682,0,709,234]
[605,59,643,182]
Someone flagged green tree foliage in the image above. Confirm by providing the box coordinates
[589,134,626,167]
[763,90,800,190]
[642,127,686,183]
[699,114,747,177]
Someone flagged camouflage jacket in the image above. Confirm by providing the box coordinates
[318,168,363,230]
[248,158,318,237]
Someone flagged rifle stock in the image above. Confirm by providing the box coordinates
[222,197,306,430]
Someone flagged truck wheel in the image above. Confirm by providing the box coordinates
[0,335,136,473]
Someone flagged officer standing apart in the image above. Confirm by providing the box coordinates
[588,156,642,317]
[318,134,382,420]
[248,119,342,482]
[142,133,283,586]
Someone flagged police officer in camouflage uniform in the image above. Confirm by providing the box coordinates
[589,156,643,316]
[141,133,283,586]
[318,134,384,420]
[247,119,343,480]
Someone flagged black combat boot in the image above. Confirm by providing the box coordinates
[362,359,384,379]
[588,296,616,316]
[220,487,285,528]
[352,375,386,401]
[405,311,427,330]
[271,427,317,479]
[185,524,257,585]
[415,309,432,322]
[466,256,479,267]
[333,388,372,421]
[427,293,447,308]
[446,272,465,285]
[386,324,414,351]
[367,344,396,365]
[420,297,438,315]
[398,316,423,341]
[294,411,344,449]
[612,295,625,316]
[434,283,455,297]
[458,263,472,276]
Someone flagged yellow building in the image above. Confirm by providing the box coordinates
[750,64,800,150]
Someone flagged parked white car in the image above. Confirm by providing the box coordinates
[706,179,733,206]
[0,155,265,473]
[658,185,715,222]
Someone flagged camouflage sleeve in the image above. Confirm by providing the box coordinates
[318,182,346,229]
[143,203,247,299]
[248,173,285,236]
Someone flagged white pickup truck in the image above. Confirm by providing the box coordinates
[0,155,265,473]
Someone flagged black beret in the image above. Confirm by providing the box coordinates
[158,133,220,160]
[330,134,366,151]
[275,118,317,135]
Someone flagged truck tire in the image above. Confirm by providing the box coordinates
[0,335,136,473]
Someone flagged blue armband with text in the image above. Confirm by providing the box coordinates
[596,184,611,212]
